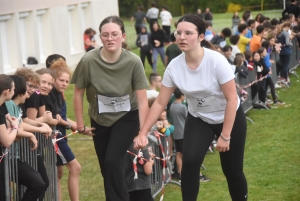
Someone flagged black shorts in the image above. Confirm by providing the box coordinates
[175,139,183,153]
[55,133,75,166]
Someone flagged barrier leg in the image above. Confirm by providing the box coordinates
[246,117,254,124]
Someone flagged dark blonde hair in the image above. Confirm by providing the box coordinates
[14,68,40,86]
[148,97,156,108]
[50,60,72,79]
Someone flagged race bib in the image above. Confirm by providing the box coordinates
[97,94,131,113]
[187,94,222,113]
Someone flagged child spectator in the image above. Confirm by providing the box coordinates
[252,51,270,108]
[83,28,97,52]
[232,12,240,34]
[136,24,153,69]
[45,54,66,69]
[15,68,53,201]
[204,21,214,41]
[169,88,186,177]
[258,47,285,105]
[146,73,162,99]
[151,22,165,72]
[5,75,45,200]
[165,33,182,66]
[50,60,80,201]
[234,54,248,78]
[223,45,233,64]
[211,27,232,48]
[230,34,241,59]
[157,110,174,137]
[125,142,154,201]
[0,74,18,148]
[238,23,251,53]
[250,25,265,52]
[0,74,18,201]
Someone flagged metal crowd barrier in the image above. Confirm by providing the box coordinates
[1,129,58,201]
[236,37,299,123]
[148,133,181,199]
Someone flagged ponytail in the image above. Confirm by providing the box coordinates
[201,39,216,50]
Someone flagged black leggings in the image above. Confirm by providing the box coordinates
[140,50,153,69]
[129,188,153,201]
[91,110,140,201]
[265,77,276,102]
[181,105,248,201]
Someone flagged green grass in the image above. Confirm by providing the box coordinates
[60,10,300,201]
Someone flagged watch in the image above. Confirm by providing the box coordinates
[66,123,71,130]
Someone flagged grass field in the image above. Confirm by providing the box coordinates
[60,10,300,201]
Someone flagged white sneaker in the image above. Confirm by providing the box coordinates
[275,83,282,89]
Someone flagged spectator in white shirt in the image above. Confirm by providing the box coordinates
[160,6,172,43]
[230,35,241,60]
[146,2,159,33]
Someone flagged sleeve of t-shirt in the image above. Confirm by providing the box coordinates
[70,56,91,89]
[241,36,250,45]
[162,67,176,88]
[0,112,5,125]
[215,54,235,85]
[0,104,8,115]
[182,105,188,119]
[25,92,39,109]
[132,57,149,90]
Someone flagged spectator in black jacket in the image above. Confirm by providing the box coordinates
[282,0,300,18]
[136,24,153,69]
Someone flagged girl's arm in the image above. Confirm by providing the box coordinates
[134,85,175,149]
[17,122,38,150]
[0,116,18,148]
[136,89,149,129]
[74,86,95,135]
[143,158,154,175]
[220,79,238,139]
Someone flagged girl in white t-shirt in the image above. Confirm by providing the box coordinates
[134,14,248,201]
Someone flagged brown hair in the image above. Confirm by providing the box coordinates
[0,74,13,95]
[99,16,125,34]
[14,68,40,86]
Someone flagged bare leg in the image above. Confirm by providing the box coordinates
[176,152,183,176]
[57,166,64,201]
[65,159,81,201]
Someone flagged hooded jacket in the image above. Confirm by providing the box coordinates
[136,24,152,52]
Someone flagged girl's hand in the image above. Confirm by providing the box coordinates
[56,114,62,123]
[216,136,230,152]
[134,133,148,150]
[78,126,95,136]
[42,111,52,122]
[7,116,18,128]
[29,134,38,150]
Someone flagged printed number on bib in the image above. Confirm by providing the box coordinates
[188,94,222,113]
[97,94,131,113]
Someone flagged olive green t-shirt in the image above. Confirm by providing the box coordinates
[71,47,149,127]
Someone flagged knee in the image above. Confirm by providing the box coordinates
[69,161,81,176]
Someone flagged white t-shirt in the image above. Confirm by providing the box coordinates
[146,89,159,99]
[231,45,241,60]
[162,48,240,124]
[160,10,172,26]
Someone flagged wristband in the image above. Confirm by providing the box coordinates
[220,133,231,141]
[77,126,86,132]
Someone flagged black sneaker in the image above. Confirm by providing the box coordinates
[199,175,211,182]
